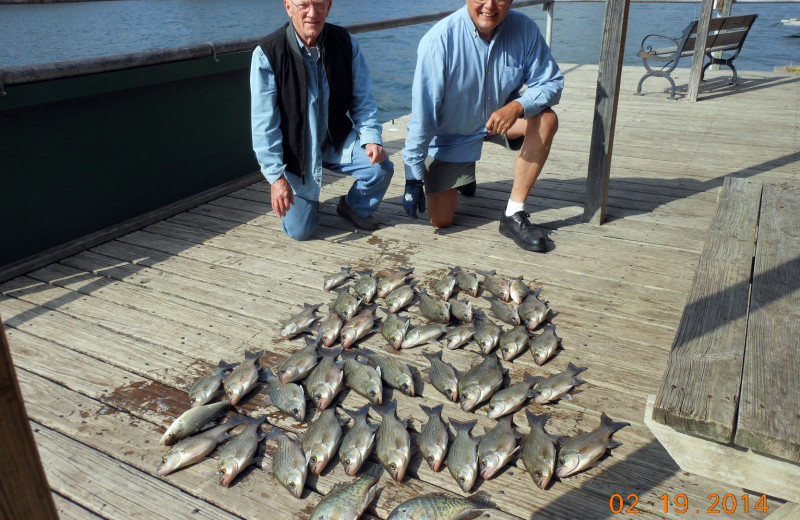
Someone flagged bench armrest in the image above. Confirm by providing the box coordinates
[640,33,681,54]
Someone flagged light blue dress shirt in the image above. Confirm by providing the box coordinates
[402,6,564,181]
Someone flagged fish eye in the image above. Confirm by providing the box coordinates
[479,461,486,469]
[460,393,468,401]
[427,455,434,463]
[310,456,317,464]
[501,348,508,354]
[487,405,494,411]
[369,390,376,398]
[220,469,226,476]
[389,463,396,471]
[314,394,321,402]
[161,457,167,464]
[291,407,300,415]
[534,471,542,479]
[344,459,351,466]
[401,383,409,390]
[288,482,295,490]
[278,369,285,375]
[558,458,565,465]
[445,389,452,396]
[459,477,465,484]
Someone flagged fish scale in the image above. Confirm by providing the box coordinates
[266,426,307,498]
[387,492,495,520]
[422,350,459,402]
[447,418,479,492]
[217,415,268,487]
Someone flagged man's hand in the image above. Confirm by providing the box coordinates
[485,101,524,135]
[402,179,426,219]
[270,176,294,217]
[364,143,387,165]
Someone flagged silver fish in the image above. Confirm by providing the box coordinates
[358,348,415,397]
[309,473,380,520]
[316,312,344,347]
[449,299,473,323]
[277,337,319,384]
[521,411,556,489]
[556,413,629,478]
[217,415,268,487]
[340,404,379,476]
[387,492,495,520]
[261,367,307,422]
[473,310,502,355]
[458,354,504,412]
[324,267,353,292]
[488,297,520,326]
[340,306,377,349]
[498,325,529,361]
[519,292,549,331]
[432,269,457,301]
[158,416,244,476]
[266,426,307,498]
[422,350,459,402]
[477,415,519,480]
[533,362,587,403]
[224,349,264,406]
[342,350,383,404]
[453,266,480,297]
[160,401,231,446]
[443,322,474,350]
[302,407,348,475]
[304,347,344,411]
[376,266,414,298]
[530,324,560,366]
[509,276,529,304]
[374,400,411,482]
[385,282,416,313]
[419,404,448,472]
[478,269,511,302]
[280,303,323,339]
[353,269,378,304]
[380,309,410,350]
[447,418,479,492]
[188,359,238,407]
[486,372,539,419]
[333,288,361,322]
[400,322,448,350]
[418,289,450,323]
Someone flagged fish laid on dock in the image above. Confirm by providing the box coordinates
[486,372,539,419]
[555,412,629,478]
[280,303,323,339]
[323,266,353,292]
[160,401,230,446]
[304,347,344,411]
[458,353,504,412]
[519,291,549,331]
[419,404,449,472]
[188,359,238,407]
[374,400,411,482]
[380,309,410,349]
[223,349,264,406]
[529,324,560,366]
[532,362,587,403]
[387,492,495,520]
[477,415,519,480]
[266,426,307,498]
[158,416,244,476]
[342,350,383,404]
[340,305,377,348]
[447,418,479,492]
[309,473,380,520]
[217,415,268,487]
[357,348,415,397]
[261,367,307,423]
[353,269,378,303]
[376,267,414,298]
[340,404,379,476]
[423,350,460,402]
[316,311,344,347]
[276,337,319,384]
[521,411,556,489]
[303,407,348,476]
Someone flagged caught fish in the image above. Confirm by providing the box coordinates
[160,401,230,446]
[453,266,480,297]
[340,306,377,349]
[374,400,411,482]
[277,337,319,384]
[443,322,474,350]
[304,347,344,411]
[309,473,380,520]
[488,297,520,326]
[342,350,383,404]
[555,413,629,478]
[266,426,307,498]
[158,416,244,476]
[533,362,587,403]
[478,270,511,302]
[387,492,495,520]
[449,299,473,323]
[316,312,344,347]
[353,269,378,304]
[419,404,449,472]
[224,349,264,406]
[217,415,268,487]
[473,310,502,355]
[447,419,479,492]
[529,324,560,366]
[340,404,379,476]
[418,289,450,323]
[376,267,414,298]
[380,309,410,350]
[422,350,459,402]
[385,282,417,313]
[280,303,323,339]
[324,267,353,292]
[333,289,361,322]
[188,360,238,407]
[486,372,539,419]
[432,269,457,301]
[400,322,448,350]
[261,367,307,422]
[477,415,519,480]
[509,276,529,304]
[519,292,549,332]
[521,411,556,489]
[302,407,348,475]
[357,348,415,397]
[458,353,504,412]
[498,325,529,361]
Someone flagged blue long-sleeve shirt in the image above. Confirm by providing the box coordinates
[250,30,383,201]
[402,6,564,181]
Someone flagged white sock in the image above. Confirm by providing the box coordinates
[505,200,525,217]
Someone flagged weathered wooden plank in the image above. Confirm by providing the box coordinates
[735,182,800,462]
[53,493,105,520]
[652,177,761,442]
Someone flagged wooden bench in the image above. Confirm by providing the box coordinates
[645,177,800,504]
[636,14,757,99]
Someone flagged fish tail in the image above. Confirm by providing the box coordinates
[372,399,397,418]
[344,403,370,421]
[304,302,324,310]
[265,425,287,441]
[420,403,443,417]
[567,362,588,375]
[217,359,239,370]
[601,412,631,433]
[526,410,551,429]
[449,418,477,433]
[245,349,265,362]
[355,269,373,276]
[320,346,343,359]
[422,350,443,362]
[522,372,539,385]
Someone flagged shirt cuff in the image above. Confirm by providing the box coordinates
[403,162,425,181]
[262,166,286,185]
[358,128,383,147]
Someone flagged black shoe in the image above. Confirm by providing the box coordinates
[499,211,546,252]
[336,195,379,231]
[458,181,477,197]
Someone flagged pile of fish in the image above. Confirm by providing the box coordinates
[154,265,629,519]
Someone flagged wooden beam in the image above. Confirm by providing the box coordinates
[582,0,630,224]
[687,0,715,101]
[0,315,58,520]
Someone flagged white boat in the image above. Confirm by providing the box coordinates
[781,18,800,26]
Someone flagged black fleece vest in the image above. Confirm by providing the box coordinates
[259,22,354,180]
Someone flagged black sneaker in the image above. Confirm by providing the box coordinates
[458,181,477,197]
[336,195,379,231]
[499,211,546,252]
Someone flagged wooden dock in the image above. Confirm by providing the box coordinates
[2,64,799,519]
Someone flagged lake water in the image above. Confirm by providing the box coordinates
[1,0,798,120]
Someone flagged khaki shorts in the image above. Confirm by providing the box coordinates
[423,156,476,195]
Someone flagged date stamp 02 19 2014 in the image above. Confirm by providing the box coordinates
[609,493,771,515]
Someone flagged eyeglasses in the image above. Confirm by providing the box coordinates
[473,0,511,6]
[288,0,329,14]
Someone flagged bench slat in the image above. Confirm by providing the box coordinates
[735,182,800,463]
[652,177,761,443]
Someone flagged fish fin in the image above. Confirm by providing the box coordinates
[422,350,443,362]
[600,412,631,433]
[355,269,373,276]
[408,280,420,288]
[555,435,571,447]
[562,393,574,400]
[264,426,287,441]
[217,359,239,371]
[449,418,478,433]
[567,362,588,374]
[340,349,358,360]
[523,372,539,384]
[572,376,586,386]
[469,491,496,509]
[608,439,623,449]
[371,399,397,418]
[525,410,551,429]
[245,349,265,362]
[527,386,543,398]
[304,302,324,311]
[320,346,343,359]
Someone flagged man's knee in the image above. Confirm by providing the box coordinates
[534,108,559,141]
